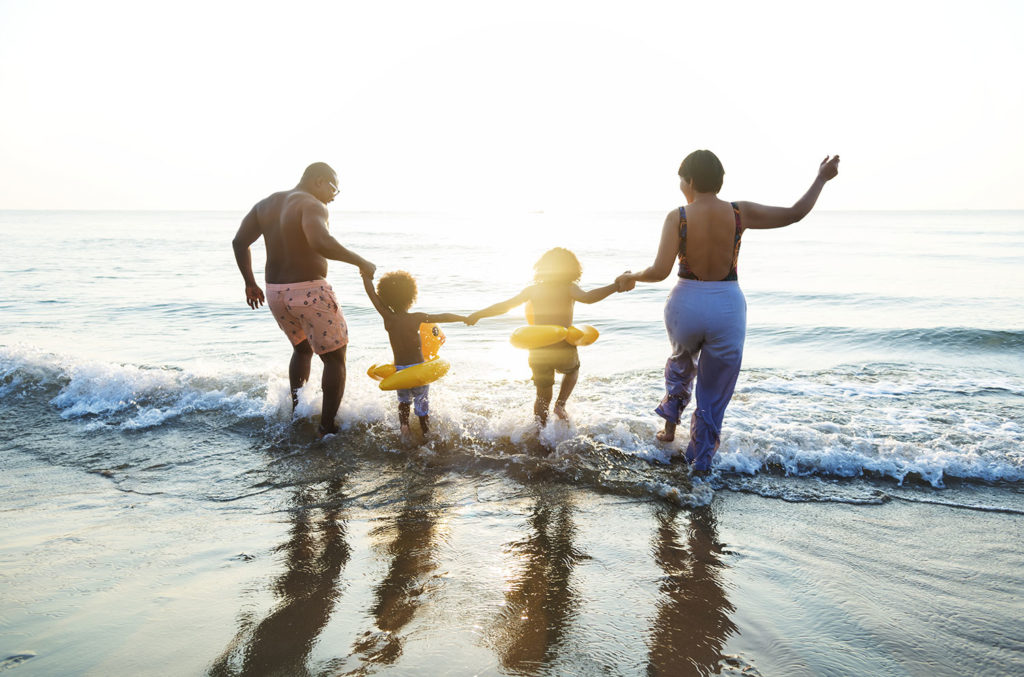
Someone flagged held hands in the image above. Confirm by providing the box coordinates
[244,284,265,309]
[615,272,636,292]
[818,155,840,182]
[464,312,481,326]
[359,260,376,279]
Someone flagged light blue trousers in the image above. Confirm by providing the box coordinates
[656,279,746,471]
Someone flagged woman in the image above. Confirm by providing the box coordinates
[617,151,840,473]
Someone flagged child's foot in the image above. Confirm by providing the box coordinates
[317,422,339,439]
[656,421,676,443]
[553,400,568,420]
[400,424,415,448]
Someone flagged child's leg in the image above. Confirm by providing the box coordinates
[553,367,579,420]
[398,401,411,434]
[529,352,556,427]
[534,381,553,426]
[413,386,430,435]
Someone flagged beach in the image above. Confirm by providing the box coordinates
[1,209,1023,675]
[3,437,1021,675]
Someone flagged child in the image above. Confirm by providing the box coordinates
[362,270,467,442]
[467,247,627,426]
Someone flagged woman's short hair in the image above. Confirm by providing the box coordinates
[678,150,725,194]
[534,247,582,283]
[377,271,418,312]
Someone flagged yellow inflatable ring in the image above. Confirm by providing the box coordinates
[367,363,397,381]
[566,324,599,346]
[510,325,568,349]
[378,358,450,391]
[510,324,600,349]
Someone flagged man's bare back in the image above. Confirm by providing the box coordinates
[255,190,334,284]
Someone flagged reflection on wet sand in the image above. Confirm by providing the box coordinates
[489,486,586,673]
[208,478,349,676]
[350,474,444,665]
[647,505,737,676]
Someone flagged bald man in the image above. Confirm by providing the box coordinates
[232,162,375,436]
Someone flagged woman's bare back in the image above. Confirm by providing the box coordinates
[679,198,741,282]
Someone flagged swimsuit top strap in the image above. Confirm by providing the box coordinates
[677,206,698,280]
[677,204,743,281]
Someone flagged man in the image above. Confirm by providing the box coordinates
[232,162,375,436]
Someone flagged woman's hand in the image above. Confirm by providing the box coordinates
[616,272,637,292]
[818,155,840,181]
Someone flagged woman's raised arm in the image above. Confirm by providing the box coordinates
[737,155,840,230]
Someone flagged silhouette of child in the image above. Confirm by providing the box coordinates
[467,247,629,426]
[362,270,466,443]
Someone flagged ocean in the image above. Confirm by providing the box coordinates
[2,209,1023,675]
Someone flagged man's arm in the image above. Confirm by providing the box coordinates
[361,271,391,318]
[572,282,620,304]
[300,200,376,277]
[736,155,840,230]
[466,289,531,325]
[232,206,265,309]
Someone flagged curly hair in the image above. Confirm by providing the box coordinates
[533,247,582,283]
[376,270,418,312]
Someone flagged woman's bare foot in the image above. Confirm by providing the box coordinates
[656,421,676,442]
[553,400,568,420]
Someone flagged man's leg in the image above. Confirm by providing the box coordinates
[289,340,314,410]
[318,346,346,434]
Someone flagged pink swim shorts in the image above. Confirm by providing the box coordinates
[266,280,348,355]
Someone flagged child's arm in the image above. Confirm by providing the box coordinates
[466,289,531,325]
[423,313,467,323]
[361,271,392,318]
[571,282,620,304]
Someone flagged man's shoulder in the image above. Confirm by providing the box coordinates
[260,189,322,208]
[258,190,327,224]
[288,190,328,214]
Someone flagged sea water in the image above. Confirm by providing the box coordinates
[1,209,1022,507]
[3,208,1024,675]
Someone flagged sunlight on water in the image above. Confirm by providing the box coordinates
[2,210,1024,676]
[1,208,1023,491]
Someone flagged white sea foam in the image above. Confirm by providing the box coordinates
[2,346,1022,488]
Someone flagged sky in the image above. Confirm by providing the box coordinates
[1,0,1022,212]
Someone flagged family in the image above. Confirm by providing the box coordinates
[232,152,840,472]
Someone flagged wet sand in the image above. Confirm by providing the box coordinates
[2,446,1022,676]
